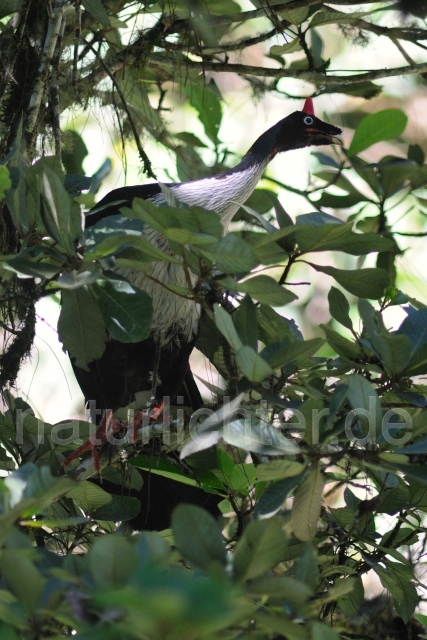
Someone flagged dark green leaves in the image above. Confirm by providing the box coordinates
[233,519,290,582]
[328,286,353,330]
[58,287,106,370]
[82,0,111,27]
[310,264,389,299]
[92,280,153,343]
[200,234,257,273]
[221,274,297,306]
[39,167,80,254]
[0,166,11,199]
[296,222,394,255]
[172,504,226,570]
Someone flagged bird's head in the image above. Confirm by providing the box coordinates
[273,97,343,154]
[245,98,343,163]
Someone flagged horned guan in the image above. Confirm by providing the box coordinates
[66,98,343,529]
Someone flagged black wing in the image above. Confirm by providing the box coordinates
[85,183,167,228]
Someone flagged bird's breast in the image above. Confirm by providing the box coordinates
[116,227,200,346]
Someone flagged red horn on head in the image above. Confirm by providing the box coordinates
[302,97,315,115]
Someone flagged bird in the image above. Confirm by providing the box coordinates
[73,98,342,413]
[66,98,343,529]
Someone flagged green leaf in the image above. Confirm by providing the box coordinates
[321,325,361,359]
[397,308,427,357]
[89,536,137,587]
[296,222,394,255]
[310,264,389,299]
[311,621,342,640]
[256,460,306,481]
[280,6,309,24]
[91,494,141,522]
[233,519,290,581]
[214,304,243,352]
[0,166,11,200]
[374,333,411,374]
[40,167,77,254]
[261,338,324,370]
[172,504,227,570]
[294,543,319,591]
[347,109,408,157]
[258,305,303,344]
[296,212,343,226]
[58,287,106,370]
[374,561,419,623]
[185,80,222,144]
[223,420,300,456]
[291,461,324,541]
[346,374,382,442]
[0,0,17,19]
[254,473,306,519]
[325,81,382,99]
[328,287,353,330]
[247,575,313,605]
[234,295,258,349]
[404,343,427,376]
[0,551,44,615]
[5,249,61,279]
[200,234,258,273]
[55,267,102,290]
[338,575,364,618]
[236,345,273,382]
[67,481,112,514]
[92,280,153,343]
[82,0,110,27]
[270,39,302,55]
[95,232,181,263]
[6,148,32,234]
[221,274,297,306]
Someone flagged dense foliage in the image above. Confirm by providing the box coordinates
[1,1,427,639]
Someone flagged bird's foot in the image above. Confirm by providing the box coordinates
[62,402,167,473]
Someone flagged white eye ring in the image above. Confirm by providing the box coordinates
[303,115,314,125]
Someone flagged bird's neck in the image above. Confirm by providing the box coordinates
[171,155,270,230]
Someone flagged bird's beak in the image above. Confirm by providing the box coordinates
[330,133,344,146]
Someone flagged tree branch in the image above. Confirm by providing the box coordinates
[149,56,427,86]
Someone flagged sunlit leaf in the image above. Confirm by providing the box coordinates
[347,109,408,157]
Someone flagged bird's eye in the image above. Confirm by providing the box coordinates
[303,115,314,125]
